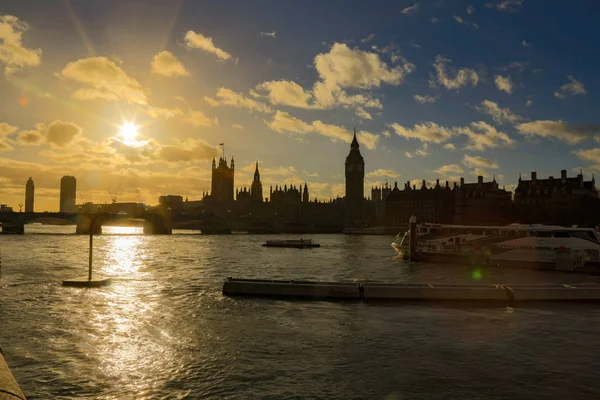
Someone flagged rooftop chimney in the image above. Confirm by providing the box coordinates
[478,175,483,184]
[460,177,465,186]
[561,169,567,180]
[531,172,537,181]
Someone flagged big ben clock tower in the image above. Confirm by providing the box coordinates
[345,128,365,226]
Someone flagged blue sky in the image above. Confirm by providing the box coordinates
[0,0,599,210]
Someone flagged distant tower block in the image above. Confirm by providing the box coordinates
[25,177,34,212]
[60,176,77,213]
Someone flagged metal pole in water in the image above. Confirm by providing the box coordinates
[88,219,93,281]
[409,215,417,261]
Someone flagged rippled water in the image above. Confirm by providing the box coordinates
[2,225,600,399]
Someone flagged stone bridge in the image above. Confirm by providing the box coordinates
[0,211,172,234]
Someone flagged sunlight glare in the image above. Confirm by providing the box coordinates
[119,122,139,146]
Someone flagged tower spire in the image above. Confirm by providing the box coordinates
[351,127,359,150]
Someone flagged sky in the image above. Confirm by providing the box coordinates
[1,0,599,211]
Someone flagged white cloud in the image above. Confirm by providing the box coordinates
[463,154,499,169]
[405,143,430,158]
[414,94,437,104]
[0,14,42,75]
[494,75,513,94]
[361,33,375,43]
[0,123,17,137]
[476,100,521,124]
[232,124,243,130]
[185,110,219,127]
[432,55,479,90]
[260,31,276,38]
[434,164,464,175]
[525,97,533,107]
[389,121,453,143]
[401,3,419,15]
[443,143,456,150]
[467,5,475,14]
[183,31,232,61]
[256,80,314,109]
[355,107,372,120]
[456,121,513,151]
[13,120,82,148]
[145,106,184,120]
[58,57,147,104]
[554,76,586,99]
[267,111,379,150]
[382,130,391,138]
[453,15,479,29]
[573,149,600,165]
[522,40,531,47]
[367,169,401,178]
[515,120,598,145]
[204,87,272,113]
[431,17,440,23]
[151,50,189,77]
[486,0,523,11]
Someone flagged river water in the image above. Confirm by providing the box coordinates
[1,225,600,399]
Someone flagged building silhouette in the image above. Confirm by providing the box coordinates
[250,161,263,203]
[371,182,392,220]
[345,129,365,226]
[454,175,512,225]
[60,176,77,213]
[514,170,598,225]
[25,177,34,212]
[210,156,234,203]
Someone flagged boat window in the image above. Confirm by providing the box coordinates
[553,231,571,238]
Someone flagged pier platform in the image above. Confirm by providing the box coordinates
[0,353,26,400]
[223,278,600,303]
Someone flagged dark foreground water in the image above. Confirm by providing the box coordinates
[2,226,600,399]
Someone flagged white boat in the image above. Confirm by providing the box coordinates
[392,223,600,272]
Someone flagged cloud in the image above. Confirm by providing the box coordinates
[431,17,440,23]
[367,169,400,178]
[443,143,456,150]
[0,14,42,75]
[183,31,232,61]
[382,130,391,138]
[432,56,479,90]
[434,164,464,175]
[355,107,372,120]
[476,100,521,124]
[522,40,531,47]
[158,139,219,162]
[525,97,533,107]
[145,106,184,119]
[401,3,419,15]
[16,129,43,145]
[314,42,414,90]
[554,76,586,98]
[361,33,375,43]
[232,124,243,130]
[453,15,479,29]
[0,140,13,151]
[0,123,17,137]
[456,121,513,151]
[515,120,600,145]
[185,110,219,127]
[204,87,272,113]
[260,31,276,38]
[573,149,600,165]
[255,80,314,109]
[494,75,513,94]
[405,143,430,158]
[389,121,453,143]
[467,5,475,14]
[486,0,523,11]
[266,111,379,150]
[414,94,437,104]
[58,57,147,104]
[463,154,499,169]
[151,50,189,77]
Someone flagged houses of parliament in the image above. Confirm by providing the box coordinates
[159,129,600,231]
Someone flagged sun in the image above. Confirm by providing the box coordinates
[119,122,138,145]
